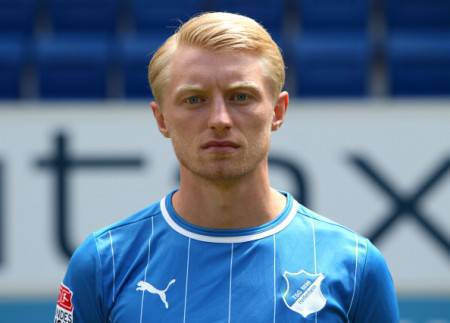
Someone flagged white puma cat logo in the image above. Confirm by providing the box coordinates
[136,279,176,309]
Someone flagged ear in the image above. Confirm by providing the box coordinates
[150,101,170,138]
[271,91,289,131]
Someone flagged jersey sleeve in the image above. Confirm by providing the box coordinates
[351,240,400,323]
[54,234,106,323]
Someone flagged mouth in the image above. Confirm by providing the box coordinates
[201,140,240,152]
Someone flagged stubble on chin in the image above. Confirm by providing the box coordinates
[177,145,269,183]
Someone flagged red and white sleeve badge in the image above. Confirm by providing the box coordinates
[54,283,74,323]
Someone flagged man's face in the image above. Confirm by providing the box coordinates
[151,46,288,183]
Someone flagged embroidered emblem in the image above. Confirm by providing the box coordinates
[282,270,326,318]
[136,279,176,309]
[54,283,74,322]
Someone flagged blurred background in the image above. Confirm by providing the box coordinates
[0,0,449,322]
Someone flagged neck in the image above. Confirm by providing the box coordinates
[172,164,286,229]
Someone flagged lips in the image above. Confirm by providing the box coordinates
[201,140,240,150]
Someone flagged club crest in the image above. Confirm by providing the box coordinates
[282,270,326,318]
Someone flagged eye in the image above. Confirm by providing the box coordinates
[230,93,250,102]
[184,96,204,105]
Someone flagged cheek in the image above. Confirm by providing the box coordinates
[167,116,200,148]
[241,116,273,148]
[166,114,187,136]
[250,110,274,134]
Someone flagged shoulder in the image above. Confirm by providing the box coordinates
[294,203,389,277]
[68,199,161,266]
[61,200,164,319]
[93,200,161,240]
[293,202,393,290]
[295,204,389,265]
[68,199,162,277]
[295,203,364,246]
[293,203,399,320]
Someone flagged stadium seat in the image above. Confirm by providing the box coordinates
[288,0,372,97]
[297,0,370,31]
[132,0,207,34]
[384,1,450,96]
[0,0,38,36]
[34,35,112,99]
[48,0,120,34]
[0,37,26,99]
[118,33,167,98]
[215,0,284,35]
[385,0,450,32]
[291,32,371,97]
[387,32,450,96]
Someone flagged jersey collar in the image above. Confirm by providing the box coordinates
[160,190,298,243]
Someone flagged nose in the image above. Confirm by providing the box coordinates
[207,96,233,132]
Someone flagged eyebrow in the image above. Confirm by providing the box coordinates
[174,84,204,97]
[174,81,262,99]
[225,81,261,92]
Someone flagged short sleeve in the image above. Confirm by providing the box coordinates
[54,234,105,323]
[351,240,400,322]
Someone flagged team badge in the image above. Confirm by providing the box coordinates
[54,283,74,323]
[282,270,326,318]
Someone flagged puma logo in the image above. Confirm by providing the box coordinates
[136,279,176,309]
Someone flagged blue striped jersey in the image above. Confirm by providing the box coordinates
[55,191,399,322]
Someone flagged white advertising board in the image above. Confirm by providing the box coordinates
[0,101,448,296]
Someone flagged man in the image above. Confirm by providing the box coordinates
[55,12,399,322]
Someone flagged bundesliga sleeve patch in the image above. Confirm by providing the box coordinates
[54,283,74,323]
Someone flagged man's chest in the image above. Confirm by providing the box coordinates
[108,239,352,322]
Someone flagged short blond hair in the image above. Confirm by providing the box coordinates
[148,12,285,103]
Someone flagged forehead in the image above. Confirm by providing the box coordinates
[167,46,269,91]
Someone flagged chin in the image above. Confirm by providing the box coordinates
[194,160,263,183]
[177,150,267,183]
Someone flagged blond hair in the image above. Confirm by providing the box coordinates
[148,12,285,103]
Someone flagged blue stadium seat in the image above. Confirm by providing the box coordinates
[292,32,371,97]
[34,35,112,99]
[385,0,450,32]
[118,33,167,98]
[0,37,26,99]
[0,0,38,36]
[215,0,284,35]
[49,0,119,34]
[288,0,371,97]
[384,1,450,96]
[387,32,450,96]
[132,0,207,34]
[297,0,370,31]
